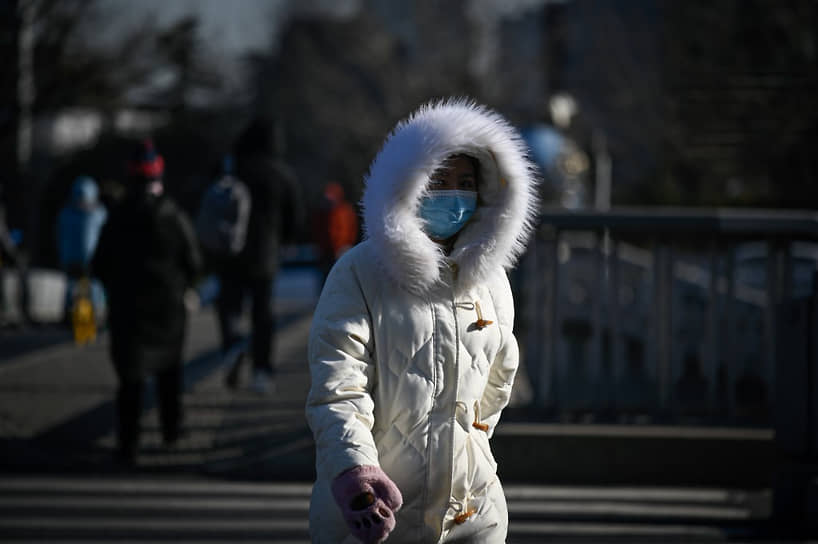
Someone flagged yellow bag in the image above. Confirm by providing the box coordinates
[71,278,97,345]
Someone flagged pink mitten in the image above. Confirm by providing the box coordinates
[331,465,403,544]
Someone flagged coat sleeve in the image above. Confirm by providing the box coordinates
[305,252,380,483]
[479,271,520,438]
[175,209,203,284]
[55,209,68,269]
[90,217,113,284]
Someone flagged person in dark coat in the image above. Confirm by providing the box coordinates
[218,117,303,393]
[92,139,202,464]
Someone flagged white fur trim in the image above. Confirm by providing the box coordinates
[362,98,540,294]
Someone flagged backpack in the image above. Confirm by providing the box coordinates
[195,175,251,256]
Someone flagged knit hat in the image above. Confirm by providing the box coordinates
[128,138,164,180]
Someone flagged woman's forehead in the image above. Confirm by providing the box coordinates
[438,154,477,172]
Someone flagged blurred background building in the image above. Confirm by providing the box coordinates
[2,0,815,268]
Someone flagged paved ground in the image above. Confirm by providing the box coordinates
[0,475,774,543]
[0,280,317,481]
[0,268,797,541]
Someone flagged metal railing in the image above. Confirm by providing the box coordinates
[515,206,818,426]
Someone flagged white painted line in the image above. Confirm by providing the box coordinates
[508,520,724,537]
[0,496,309,511]
[506,499,750,519]
[495,422,774,440]
[2,541,310,544]
[503,484,744,503]
[0,478,312,496]
[3,536,310,544]
[0,517,309,532]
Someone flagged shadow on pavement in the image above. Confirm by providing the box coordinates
[0,309,316,483]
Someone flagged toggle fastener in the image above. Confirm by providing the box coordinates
[454,508,477,524]
[472,400,488,431]
[473,301,493,330]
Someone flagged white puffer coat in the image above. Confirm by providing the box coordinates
[306,99,539,543]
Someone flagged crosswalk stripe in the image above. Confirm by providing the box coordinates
[508,520,724,538]
[504,484,743,502]
[0,496,750,519]
[3,537,310,544]
[2,542,311,544]
[0,478,312,496]
[506,499,751,519]
[0,518,309,531]
[2,542,312,544]
[0,478,751,501]
[0,476,766,542]
[0,496,310,510]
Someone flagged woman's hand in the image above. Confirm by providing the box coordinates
[331,465,402,543]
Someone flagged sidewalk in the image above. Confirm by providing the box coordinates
[0,262,779,485]
[0,273,782,538]
[0,270,319,481]
[0,288,777,487]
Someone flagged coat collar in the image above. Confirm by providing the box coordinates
[362,98,540,295]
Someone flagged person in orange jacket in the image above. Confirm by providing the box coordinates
[314,181,358,288]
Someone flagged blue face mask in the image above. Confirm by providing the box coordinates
[419,190,477,240]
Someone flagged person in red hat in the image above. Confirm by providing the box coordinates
[92,138,202,465]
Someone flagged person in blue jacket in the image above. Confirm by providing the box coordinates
[56,175,108,323]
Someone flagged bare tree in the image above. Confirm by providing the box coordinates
[252,0,519,209]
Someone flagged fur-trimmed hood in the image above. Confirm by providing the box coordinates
[362,99,539,295]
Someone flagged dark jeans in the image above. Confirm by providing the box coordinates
[216,273,276,374]
[116,363,183,458]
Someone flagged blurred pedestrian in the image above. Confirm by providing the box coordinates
[92,139,202,465]
[210,117,303,394]
[305,100,539,542]
[56,175,107,333]
[0,184,21,327]
[313,180,358,289]
[0,184,31,327]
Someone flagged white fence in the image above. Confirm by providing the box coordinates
[516,207,818,425]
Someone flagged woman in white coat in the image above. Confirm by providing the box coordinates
[306,99,539,543]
